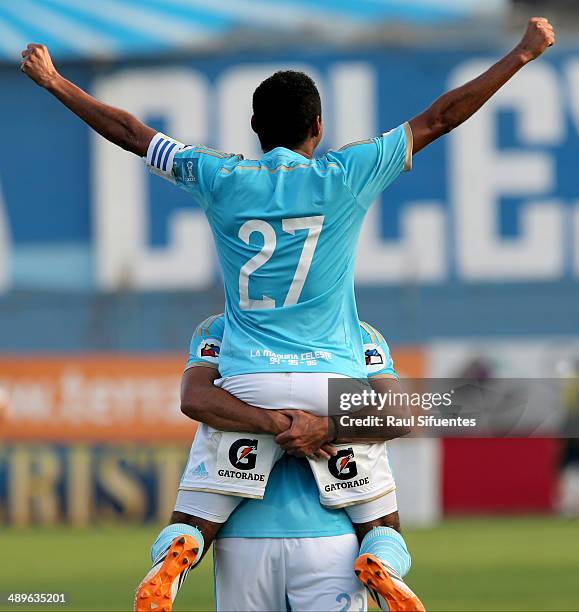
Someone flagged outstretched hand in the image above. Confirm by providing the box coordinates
[516,17,556,63]
[21,43,59,88]
[275,409,337,460]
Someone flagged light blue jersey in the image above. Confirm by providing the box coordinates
[148,125,412,379]
[186,314,398,538]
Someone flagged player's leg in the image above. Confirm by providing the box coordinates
[213,537,287,611]
[345,494,424,612]
[285,534,367,612]
[134,491,241,612]
[308,444,423,611]
[136,415,284,611]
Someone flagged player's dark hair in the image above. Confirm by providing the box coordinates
[252,70,322,151]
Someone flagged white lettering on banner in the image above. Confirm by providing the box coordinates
[563,60,579,276]
[449,60,565,280]
[575,203,579,276]
[92,68,215,290]
[0,370,182,426]
[331,63,446,282]
[0,176,10,292]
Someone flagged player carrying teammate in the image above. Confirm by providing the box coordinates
[21,17,555,612]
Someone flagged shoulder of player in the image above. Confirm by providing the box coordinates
[173,147,242,191]
[359,320,387,346]
[175,146,243,180]
[192,313,224,339]
[324,137,380,164]
[325,126,406,160]
[216,155,340,176]
[331,137,377,154]
[176,144,241,160]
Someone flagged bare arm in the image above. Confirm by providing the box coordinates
[409,17,555,154]
[181,366,291,435]
[20,44,155,156]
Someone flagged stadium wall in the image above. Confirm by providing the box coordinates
[0,347,443,527]
[0,344,565,525]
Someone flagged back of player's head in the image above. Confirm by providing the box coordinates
[252,70,322,152]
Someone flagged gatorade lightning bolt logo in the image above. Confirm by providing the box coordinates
[329,447,358,480]
[228,438,258,471]
[337,451,354,475]
[236,444,256,467]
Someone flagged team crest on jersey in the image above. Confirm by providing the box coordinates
[364,343,385,373]
[198,338,221,363]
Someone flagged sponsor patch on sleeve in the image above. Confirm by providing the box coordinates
[197,338,221,364]
[363,343,386,374]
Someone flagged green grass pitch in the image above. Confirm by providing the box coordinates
[1,517,577,611]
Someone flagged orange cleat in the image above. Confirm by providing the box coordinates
[134,535,199,612]
[354,553,425,612]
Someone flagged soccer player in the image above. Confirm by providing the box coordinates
[215,455,369,611]
[147,313,413,611]
[21,17,555,610]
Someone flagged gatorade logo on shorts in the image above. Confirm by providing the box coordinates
[328,448,358,480]
[228,438,258,471]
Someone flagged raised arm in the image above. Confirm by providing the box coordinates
[20,44,155,157]
[409,17,555,154]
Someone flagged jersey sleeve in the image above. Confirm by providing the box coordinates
[328,123,413,210]
[144,133,236,211]
[185,313,225,371]
[359,321,399,379]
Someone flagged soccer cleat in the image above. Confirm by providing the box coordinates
[134,535,199,612]
[354,553,425,611]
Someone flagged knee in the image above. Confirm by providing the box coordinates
[381,513,401,533]
[169,510,196,526]
[169,512,222,542]
[369,511,401,532]
[353,512,401,542]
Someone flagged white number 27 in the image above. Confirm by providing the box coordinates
[238,215,324,310]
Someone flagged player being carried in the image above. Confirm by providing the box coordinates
[21,17,555,612]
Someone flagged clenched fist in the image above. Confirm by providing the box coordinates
[516,17,556,63]
[20,43,59,88]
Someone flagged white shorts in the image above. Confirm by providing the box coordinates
[179,423,284,499]
[215,372,356,416]
[307,442,396,509]
[179,424,395,509]
[214,535,367,612]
